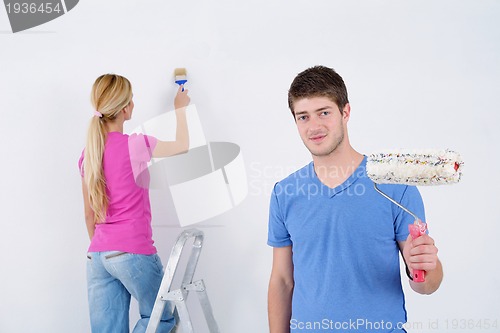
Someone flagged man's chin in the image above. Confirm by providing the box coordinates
[308,147,334,157]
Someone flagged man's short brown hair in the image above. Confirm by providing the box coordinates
[288,66,349,116]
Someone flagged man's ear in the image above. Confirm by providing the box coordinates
[342,103,351,121]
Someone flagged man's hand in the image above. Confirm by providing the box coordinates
[403,233,439,274]
[399,233,443,294]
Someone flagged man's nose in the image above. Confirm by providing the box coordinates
[308,115,322,131]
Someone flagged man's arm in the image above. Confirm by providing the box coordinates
[398,234,443,294]
[268,246,294,333]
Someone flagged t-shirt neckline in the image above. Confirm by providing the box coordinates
[310,155,367,198]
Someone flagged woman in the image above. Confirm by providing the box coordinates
[78,74,190,333]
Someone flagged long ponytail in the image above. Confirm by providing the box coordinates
[83,74,132,223]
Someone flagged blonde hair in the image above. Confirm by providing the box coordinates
[84,74,133,223]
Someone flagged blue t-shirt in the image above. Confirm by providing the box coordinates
[268,156,425,333]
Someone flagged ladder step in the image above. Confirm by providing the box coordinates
[145,229,220,333]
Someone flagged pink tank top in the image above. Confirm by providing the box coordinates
[79,132,158,254]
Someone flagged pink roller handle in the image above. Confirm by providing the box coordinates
[408,222,427,283]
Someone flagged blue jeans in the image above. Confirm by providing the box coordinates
[87,251,175,333]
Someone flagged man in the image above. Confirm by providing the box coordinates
[267,66,442,333]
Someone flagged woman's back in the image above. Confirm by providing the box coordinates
[80,132,158,255]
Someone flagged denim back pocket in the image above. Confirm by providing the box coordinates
[104,251,128,260]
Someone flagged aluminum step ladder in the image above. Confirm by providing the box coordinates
[146,229,220,333]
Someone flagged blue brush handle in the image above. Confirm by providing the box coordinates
[175,79,187,91]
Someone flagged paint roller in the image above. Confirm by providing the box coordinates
[366,149,463,282]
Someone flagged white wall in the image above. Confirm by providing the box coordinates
[1,1,499,332]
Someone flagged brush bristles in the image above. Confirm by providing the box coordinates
[366,149,463,186]
[174,68,187,77]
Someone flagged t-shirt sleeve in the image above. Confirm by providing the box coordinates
[78,149,85,177]
[128,133,158,163]
[267,183,292,247]
[394,185,426,241]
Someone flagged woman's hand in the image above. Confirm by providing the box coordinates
[174,85,190,110]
